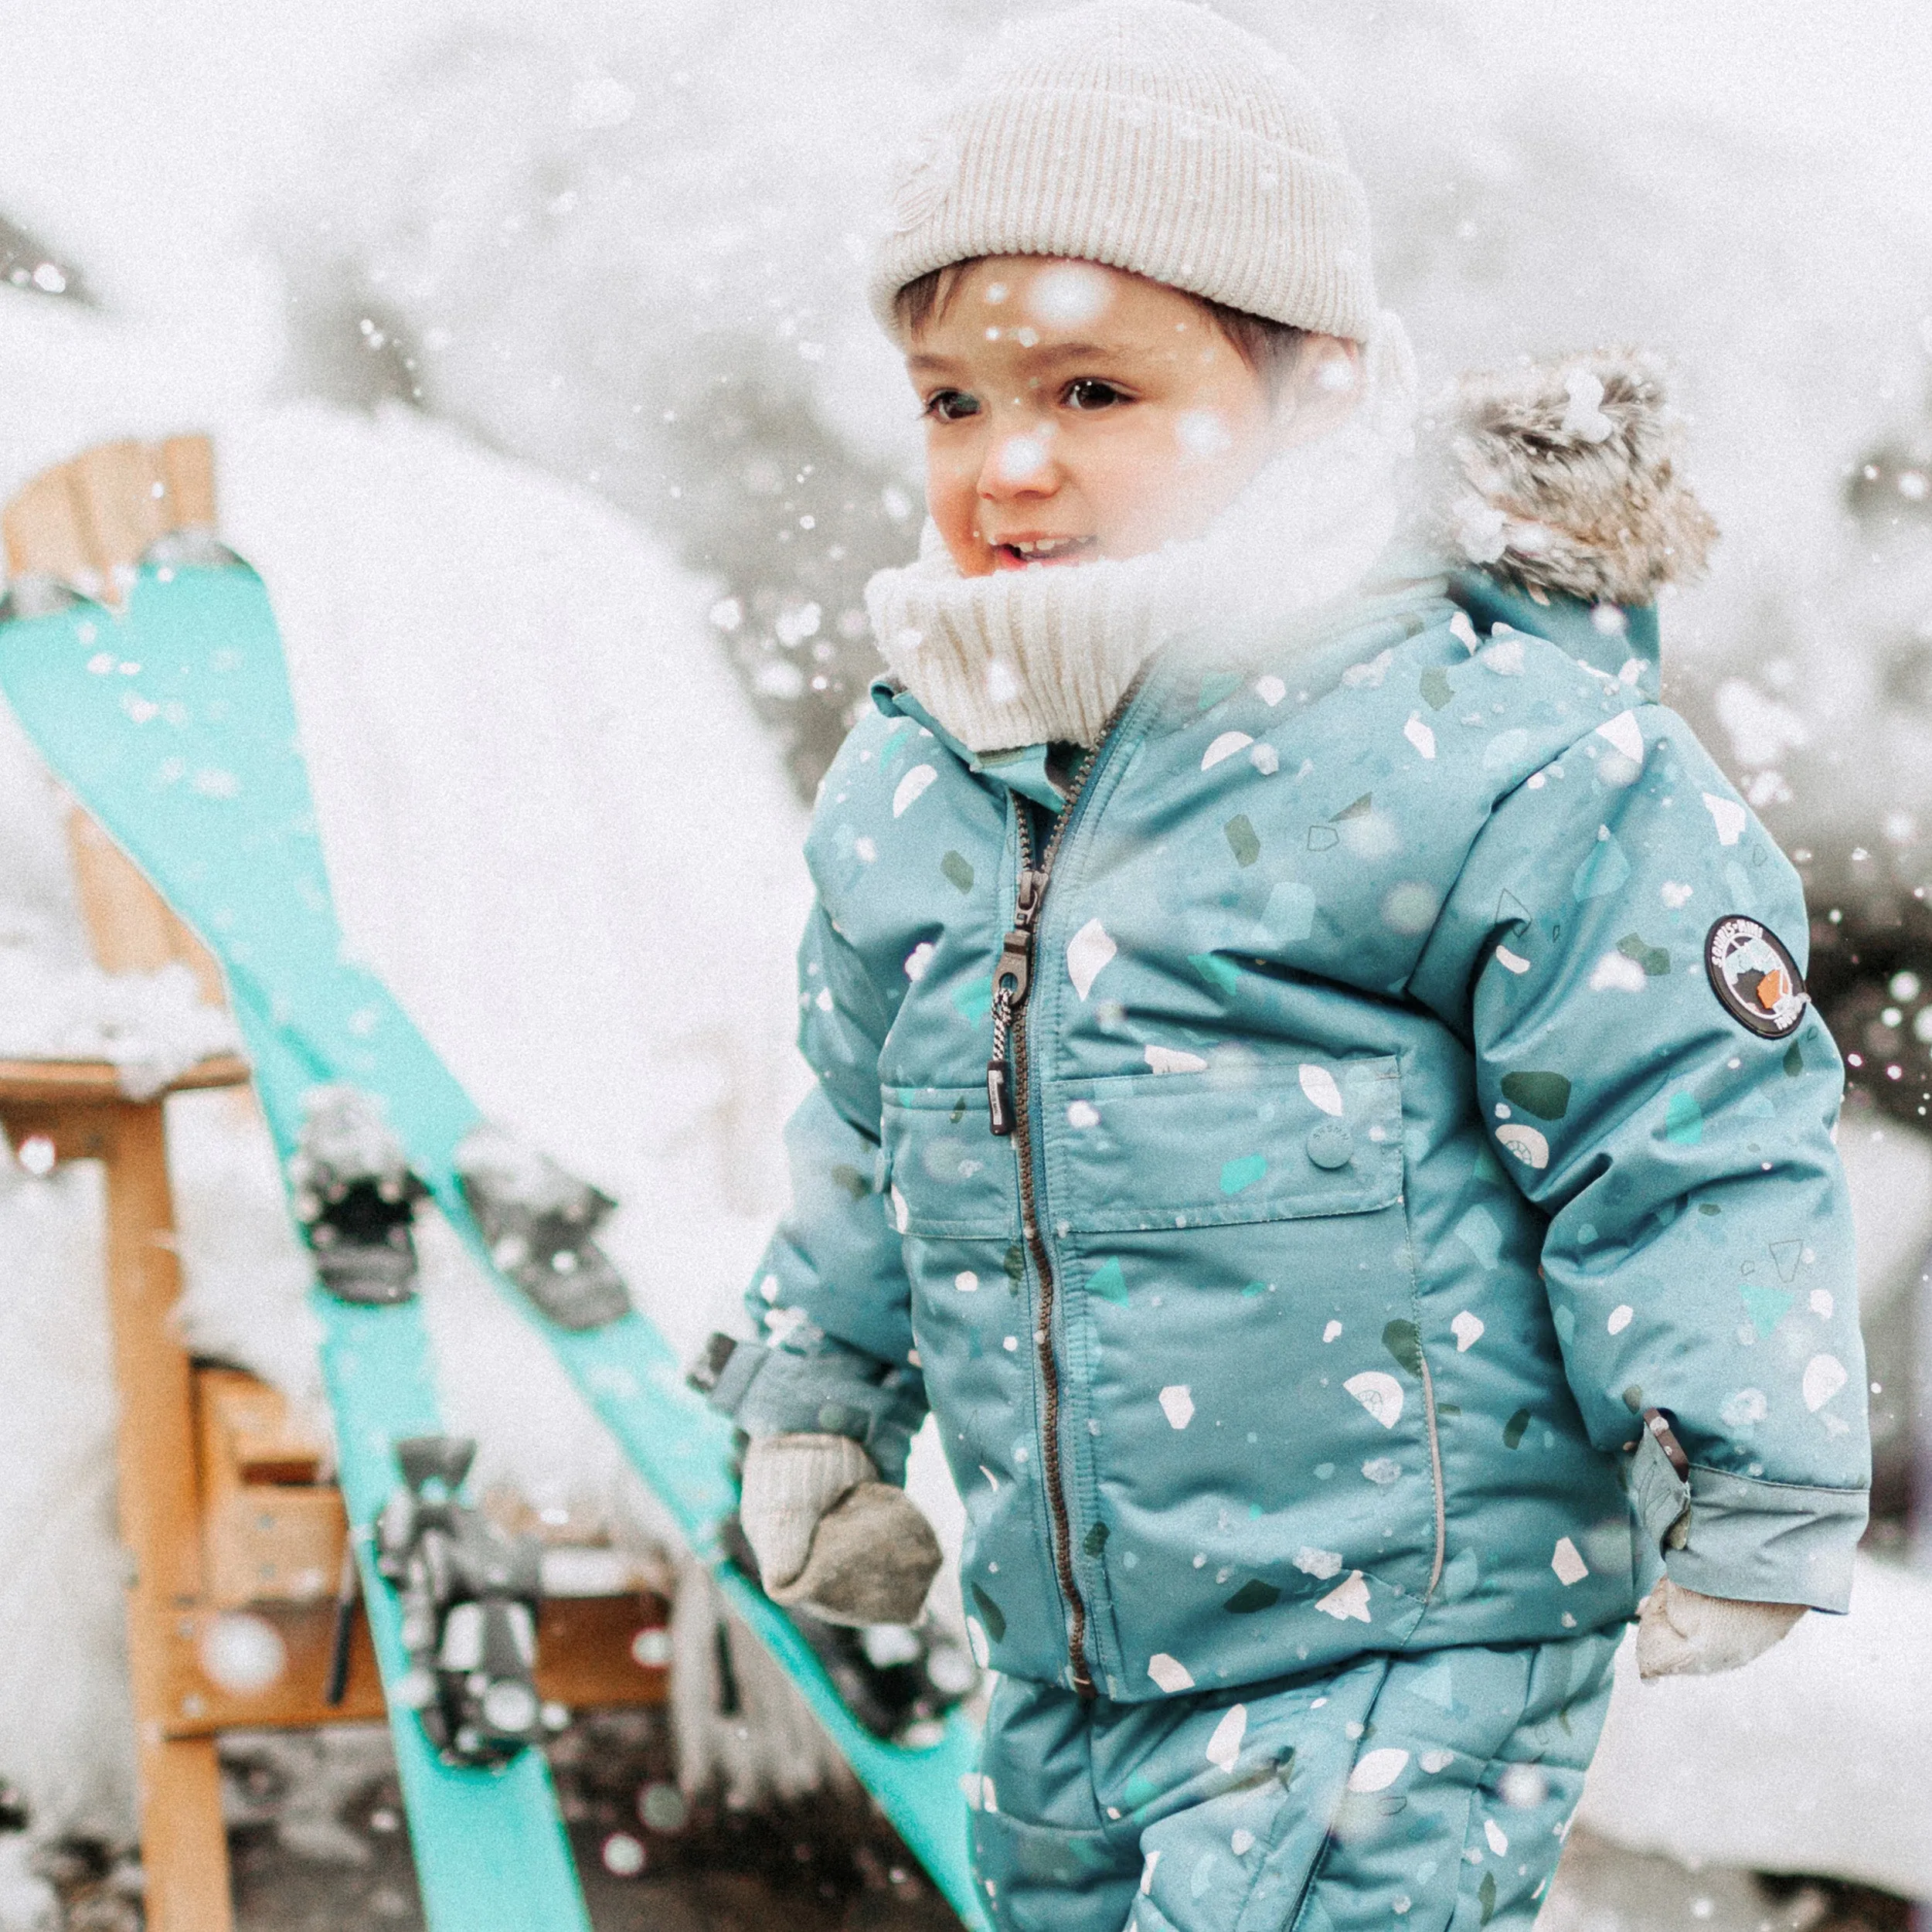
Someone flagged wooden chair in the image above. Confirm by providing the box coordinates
[0,441,672,1931]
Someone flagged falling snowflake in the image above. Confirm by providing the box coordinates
[1721,1388,1768,1427]
[1560,367,1614,442]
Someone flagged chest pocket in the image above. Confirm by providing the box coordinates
[879,1086,1016,1238]
[1040,1054,1403,1233]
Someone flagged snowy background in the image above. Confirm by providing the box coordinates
[2,0,1931,1918]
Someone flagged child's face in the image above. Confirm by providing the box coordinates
[906,257,1359,577]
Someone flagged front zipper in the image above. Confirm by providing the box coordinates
[982,678,1146,1700]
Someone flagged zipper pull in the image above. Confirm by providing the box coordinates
[988,1054,1015,1137]
[995,869,1048,1010]
[986,869,1047,1140]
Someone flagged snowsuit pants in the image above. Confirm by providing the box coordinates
[967,1631,1621,1932]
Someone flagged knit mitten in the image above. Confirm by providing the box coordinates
[1635,1577,1805,1680]
[739,1432,942,1627]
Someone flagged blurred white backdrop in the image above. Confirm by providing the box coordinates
[1,0,1930,1904]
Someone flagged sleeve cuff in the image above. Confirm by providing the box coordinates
[1629,1425,1867,1613]
[694,1336,923,1483]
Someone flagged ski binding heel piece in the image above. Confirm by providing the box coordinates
[288,1087,429,1305]
[454,1124,632,1331]
[375,1435,556,1767]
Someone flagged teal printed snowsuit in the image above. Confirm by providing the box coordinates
[971,1628,1620,1932]
[736,563,1869,1927]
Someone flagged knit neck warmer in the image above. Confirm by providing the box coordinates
[866,313,1420,753]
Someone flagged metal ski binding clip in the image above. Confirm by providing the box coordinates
[374,1435,555,1767]
[288,1087,428,1306]
[454,1123,633,1330]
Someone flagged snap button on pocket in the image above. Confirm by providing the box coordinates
[1305,1121,1355,1169]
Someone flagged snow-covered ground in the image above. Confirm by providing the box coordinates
[2,0,1930,1909]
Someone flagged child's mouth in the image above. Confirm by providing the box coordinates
[992,535,1097,570]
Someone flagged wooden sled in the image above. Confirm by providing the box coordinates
[0,442,673,1932]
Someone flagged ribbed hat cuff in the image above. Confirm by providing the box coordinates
[872,85,1375,342]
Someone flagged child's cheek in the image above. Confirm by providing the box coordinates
[927,463,992,577]
[1093,431,1217,559]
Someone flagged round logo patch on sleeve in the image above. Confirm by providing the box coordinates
[1704,915,1808,1038]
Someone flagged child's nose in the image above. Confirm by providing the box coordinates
[979,430,1059,498]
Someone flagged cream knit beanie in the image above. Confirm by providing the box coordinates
[869,0,1376,343]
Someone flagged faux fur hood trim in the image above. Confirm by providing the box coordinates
[1431,349,1718,607]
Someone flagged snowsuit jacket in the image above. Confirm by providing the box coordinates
[723,355,1871,1703]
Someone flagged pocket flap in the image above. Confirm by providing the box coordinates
[880,1085,1015,1237]
[1042,1055,1403,1233]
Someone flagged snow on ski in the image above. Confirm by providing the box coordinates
[0,549,988,1930]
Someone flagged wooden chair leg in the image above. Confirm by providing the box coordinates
[137,1736,232,1932]
[98,1100,236,1932]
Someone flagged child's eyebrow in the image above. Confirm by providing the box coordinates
[907,339,1126,376]
[1025,341,1112,362]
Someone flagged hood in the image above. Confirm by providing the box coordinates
[1433,345,1715,601]
[1421,348,1719,700]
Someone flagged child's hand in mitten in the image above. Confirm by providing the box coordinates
[1635,1577,1805,1680]
[739,1432,942,1627]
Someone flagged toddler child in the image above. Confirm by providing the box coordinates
[702,5,1871,1927]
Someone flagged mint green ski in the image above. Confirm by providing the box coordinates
[0,556,987,1931]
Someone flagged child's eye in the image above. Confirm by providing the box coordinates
[923,389,980,423]
[1064,378,1127,411]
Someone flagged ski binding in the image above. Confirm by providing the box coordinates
[454,1124,632,1330]
[288,1086,428,1305]
[375,1435,554,1767]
